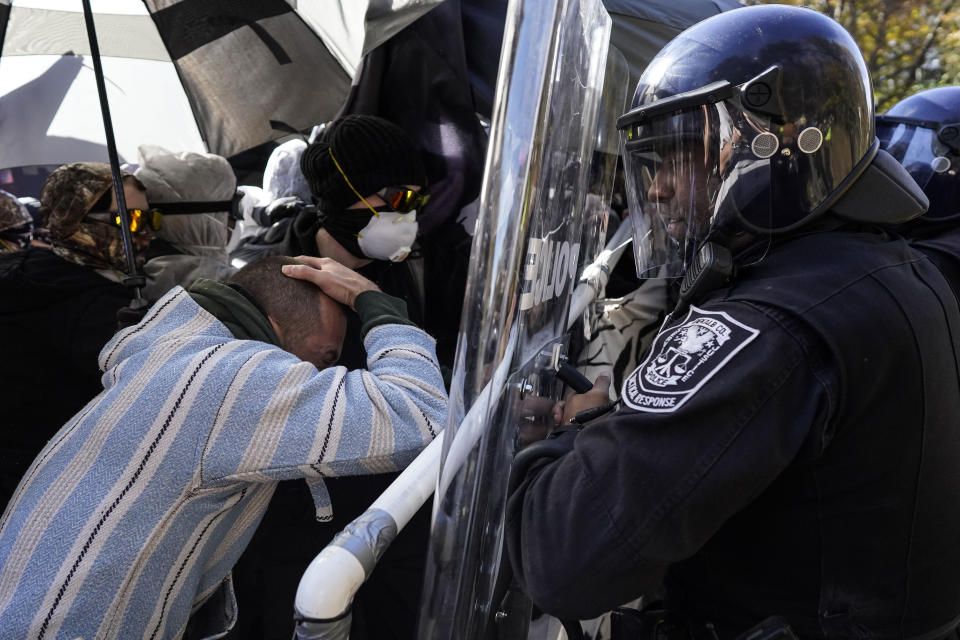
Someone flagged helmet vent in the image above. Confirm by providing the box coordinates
[798,127,824,154]
[931,156,952,173]
[751,132,780,159]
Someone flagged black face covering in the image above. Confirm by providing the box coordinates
[316,206,374,258]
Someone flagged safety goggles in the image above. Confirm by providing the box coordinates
[87,208,162,233]
[376,186,430,213]
[329,147,427,217]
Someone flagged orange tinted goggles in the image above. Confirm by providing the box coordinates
[88,208,162,233]
[377,186,430,213]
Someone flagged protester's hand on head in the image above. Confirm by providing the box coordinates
[558,373,612,426]
[281,256,379,310]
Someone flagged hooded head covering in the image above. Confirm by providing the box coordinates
[39,161,146,271]
[134,144,238,299]
[135,144,237,257]
[300,114,426,211]
[0,190,32,232]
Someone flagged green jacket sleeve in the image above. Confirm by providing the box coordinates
[355,290,417,338]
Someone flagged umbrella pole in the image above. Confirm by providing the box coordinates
[80,0,146,304]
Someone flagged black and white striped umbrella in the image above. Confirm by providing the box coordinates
[0,0,438,179]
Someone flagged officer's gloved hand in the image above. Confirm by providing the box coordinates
[557,373,612,426]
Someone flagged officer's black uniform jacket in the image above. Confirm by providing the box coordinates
[507,226,960,639]
[905,216,960,303]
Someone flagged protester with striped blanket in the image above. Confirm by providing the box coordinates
[0,254,447,640]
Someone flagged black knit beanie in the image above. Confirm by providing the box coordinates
[300,115,426,211]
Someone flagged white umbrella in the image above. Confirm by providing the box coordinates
[0,0,440,195]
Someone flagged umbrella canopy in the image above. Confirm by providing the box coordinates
[0,0,439,196]
[293,0,447,77]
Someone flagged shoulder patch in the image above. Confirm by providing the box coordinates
[621,305,760,413]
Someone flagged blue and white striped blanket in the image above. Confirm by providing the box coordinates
[0,285,446,640]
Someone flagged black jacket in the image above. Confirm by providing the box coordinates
[905,217,960,304]
[0,248,131,506]
[507,227,960,639]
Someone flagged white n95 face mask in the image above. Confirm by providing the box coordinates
[357,210,418,262]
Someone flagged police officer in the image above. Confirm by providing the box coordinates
[505,6,960,639]
[878,86,960,298]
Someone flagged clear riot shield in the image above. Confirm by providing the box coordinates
[577,46,630,274]
[574,46,630,340]
[416,0,613,638]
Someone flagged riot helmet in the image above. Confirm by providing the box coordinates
[617,5,876,277]
[877,86,960,221]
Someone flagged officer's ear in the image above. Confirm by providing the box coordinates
[268,316,287,348]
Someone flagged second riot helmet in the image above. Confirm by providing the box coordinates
[877,86,960,222]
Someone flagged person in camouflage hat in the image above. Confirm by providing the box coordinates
[40,161,151,274]
[0,163,149,511]
[0,190,33,253]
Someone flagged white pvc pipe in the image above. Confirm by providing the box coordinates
[293,433,450,620]
[370,427,446,528]
[294,545,367,620]
[434,328,519,507]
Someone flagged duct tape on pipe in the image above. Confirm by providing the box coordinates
[294,611,352,640]
[329,508,399,576]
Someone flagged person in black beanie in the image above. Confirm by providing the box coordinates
[298,114,428,265]
[229,115,469,640]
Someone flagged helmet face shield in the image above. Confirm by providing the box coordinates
[877,119,955,186]
[622,107,716,277]
[621,100,776,278]
[877,117,960,218]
